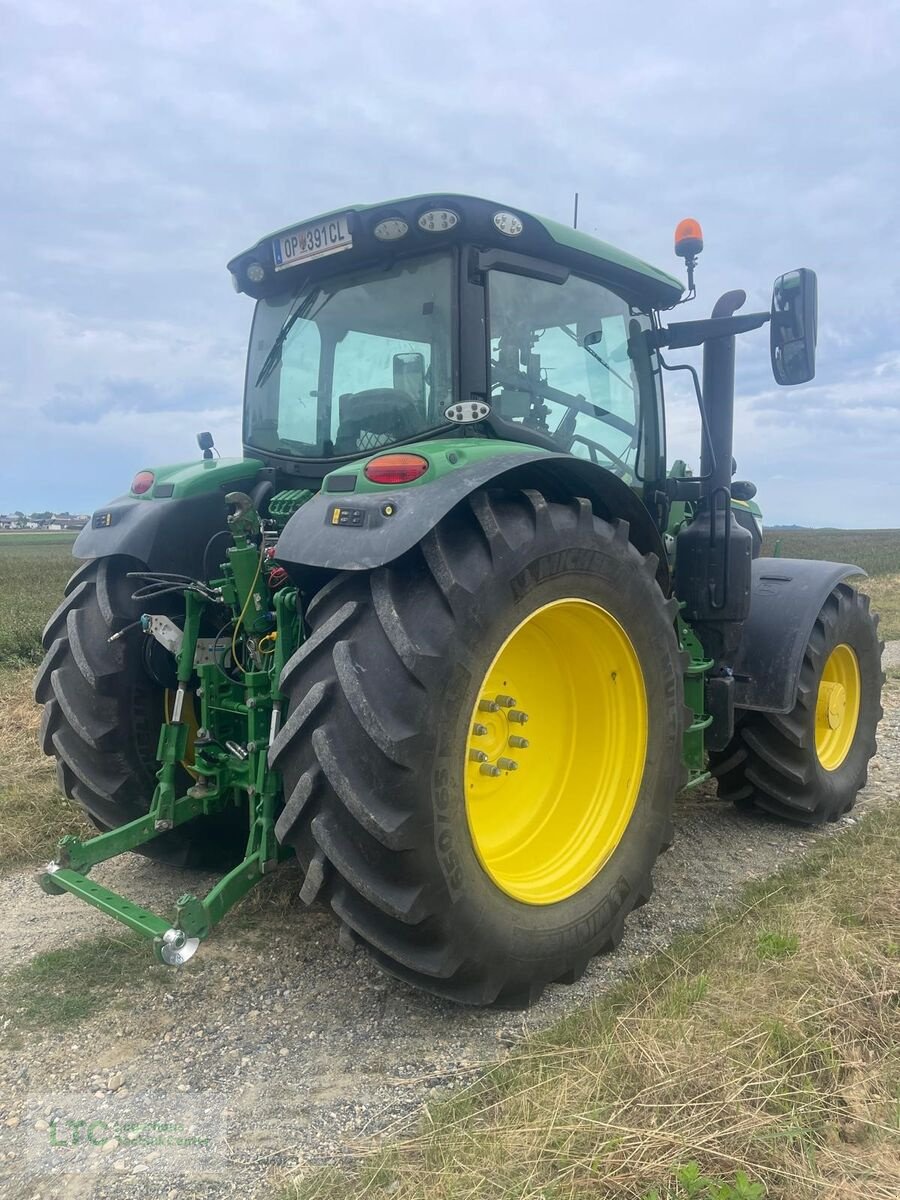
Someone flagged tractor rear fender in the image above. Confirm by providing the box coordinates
[732,557,865,715]
[71,458,265,576]
[275,451,670,592]
[72,490,243,577]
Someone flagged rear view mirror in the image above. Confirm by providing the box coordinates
[393,352,426,408]
[770,268,817,385]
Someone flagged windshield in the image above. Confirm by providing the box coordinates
[245,253,455,458]
[488,269,658,480]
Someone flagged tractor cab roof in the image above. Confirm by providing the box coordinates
[228,193,684,309]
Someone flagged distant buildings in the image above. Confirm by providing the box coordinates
[0,513,88,531]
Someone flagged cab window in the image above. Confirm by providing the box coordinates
[245,253,455,458]
[488,269,659,480]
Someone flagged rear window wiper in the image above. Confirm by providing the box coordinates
[254,288,327,388]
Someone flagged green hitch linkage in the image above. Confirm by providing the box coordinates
[36,579,295,967]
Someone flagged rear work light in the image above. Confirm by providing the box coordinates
[131,470,155,495]
[364,453,429,485]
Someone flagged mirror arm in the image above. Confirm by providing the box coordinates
[657,351,718,492]
[651,311,770,351]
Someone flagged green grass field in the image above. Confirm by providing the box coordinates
[761,527,900,577]
[0,532,78,667]
[1,527,898,672]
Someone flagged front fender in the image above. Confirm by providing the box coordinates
[732,557,865,714]
[275,450,669,592]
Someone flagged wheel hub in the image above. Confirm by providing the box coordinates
[470,692,529,775]
[817,680,846,731]
[814,643,861,771]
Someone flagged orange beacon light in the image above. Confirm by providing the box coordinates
[674,218,703,294]
[674,218,704,260]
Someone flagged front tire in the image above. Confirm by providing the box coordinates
[35,556,244,867]
[271,490,686,1006]
[711,584,883,823]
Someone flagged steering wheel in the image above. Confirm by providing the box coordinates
[568,433,635,479]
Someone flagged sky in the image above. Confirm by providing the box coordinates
[1,0,898,527]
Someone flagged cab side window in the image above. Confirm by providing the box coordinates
[488,269,656,479]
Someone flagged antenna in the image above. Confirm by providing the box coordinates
[573,192,579,229]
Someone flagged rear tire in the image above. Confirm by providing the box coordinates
[35,556,244,867]
[711,584,883,823]
[271,490,686,1006]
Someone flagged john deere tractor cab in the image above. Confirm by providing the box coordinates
[35,195,882,1005]
[238,199,676,488]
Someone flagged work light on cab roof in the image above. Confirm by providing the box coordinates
[226,194,687,305]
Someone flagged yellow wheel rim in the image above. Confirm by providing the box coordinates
[164,689,199,777]
[464,598,648,905]
[815,643,860,771]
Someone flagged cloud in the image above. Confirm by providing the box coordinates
[0,0,898,524]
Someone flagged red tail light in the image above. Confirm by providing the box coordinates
[131,470,155,495]
[364,453,429,485]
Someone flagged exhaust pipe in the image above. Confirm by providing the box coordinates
[674,290,753,668]
[700,290,745,495]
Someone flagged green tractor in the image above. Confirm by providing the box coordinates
[35,196,883,1006]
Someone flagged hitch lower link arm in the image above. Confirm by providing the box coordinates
[38,586,293,966]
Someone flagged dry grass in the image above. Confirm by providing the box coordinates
[859,573,900,642]
[281,808,900,1200]
[0,668,89,870]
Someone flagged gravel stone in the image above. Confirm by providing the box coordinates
[0,672,896,1200]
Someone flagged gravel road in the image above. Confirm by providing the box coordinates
[1,669,897,1200]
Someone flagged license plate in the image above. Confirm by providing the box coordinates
[272,214,352,270]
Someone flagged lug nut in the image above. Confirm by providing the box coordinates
[497,757,518,771]
[508,735,529,749]
[472,723,488,736]
[469,749,488,763]
[479,763,501,777]
[508,709,529,724]
[495,694,517,708]
[478,699,499,713]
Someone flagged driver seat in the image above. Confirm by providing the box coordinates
[333,389,422,454]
